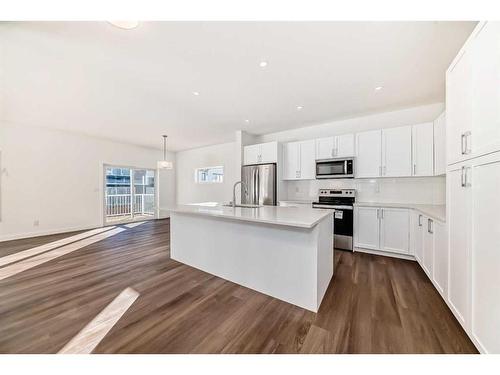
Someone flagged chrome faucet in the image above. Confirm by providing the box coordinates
[232,181,248,208]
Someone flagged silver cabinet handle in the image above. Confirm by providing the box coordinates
[461,133,466,155]
[380,208,384,219]
[418,214,422,226]
[461,166,466,187]
[376,208,380,219]
[464,131,472,155]
[428,218,433,234]
[465,166,471,187]
[413,164,416,175]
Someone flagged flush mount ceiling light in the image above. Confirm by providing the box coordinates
[245,119,250,123]
[259,61,268,68]
[296,105,304,110]
[108,21,140,30]
[157,135,173,170]
[192,91,200,96]
[375,86,383,91]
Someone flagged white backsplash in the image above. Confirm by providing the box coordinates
[285,176,446,205]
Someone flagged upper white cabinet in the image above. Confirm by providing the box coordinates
[434,112,447,175]
[355,206,409,255]
[446,22,500,165]
[356,126,412,178]
[356,130,382,178]
[412,122,434,176]
[282,140,315,180]
[382,126,412,177]
[315,134,355,160]
[244,141,278,165]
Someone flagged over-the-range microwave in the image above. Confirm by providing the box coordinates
[315,158,354,179]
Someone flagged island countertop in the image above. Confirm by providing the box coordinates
[169,204,333,229]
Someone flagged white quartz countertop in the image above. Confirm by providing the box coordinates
[169,204,333,229]
[355,202,446,222]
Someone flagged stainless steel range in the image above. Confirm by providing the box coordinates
[312,189,355,251]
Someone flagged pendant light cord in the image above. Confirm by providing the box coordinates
[163,135,167,161]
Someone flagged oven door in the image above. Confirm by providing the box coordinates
[315,159,353,179]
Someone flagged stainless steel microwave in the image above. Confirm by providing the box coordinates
[315,158,354,179]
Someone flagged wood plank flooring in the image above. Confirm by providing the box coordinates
[0,219,478,354]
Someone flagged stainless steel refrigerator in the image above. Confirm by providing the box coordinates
[241,163,277,206]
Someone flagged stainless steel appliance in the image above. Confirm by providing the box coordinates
[241,163,277,206]
[312,189,355,251]
[315,158,354,179]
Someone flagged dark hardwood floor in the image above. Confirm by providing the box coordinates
[0,219,477,354]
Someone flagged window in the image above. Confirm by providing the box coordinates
[195,166,224,184]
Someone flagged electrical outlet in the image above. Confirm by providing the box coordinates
[33,220,39,227]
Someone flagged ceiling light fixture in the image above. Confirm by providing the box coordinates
[192,91,200,96]
[157,135,173,170]
[259,61,268,68]
[245,119,250,123]
[296,105,304,110]
[375,86,383,91]
[108,21,140,30]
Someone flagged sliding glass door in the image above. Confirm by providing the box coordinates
[104,165,156,225]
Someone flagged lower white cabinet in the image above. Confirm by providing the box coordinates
[355,206,409,255]
[413,212,424,263]
[433,220,448,296]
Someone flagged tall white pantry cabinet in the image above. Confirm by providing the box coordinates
[446,21,500,354]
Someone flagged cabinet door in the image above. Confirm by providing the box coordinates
[380,208,410,254]
[412,122,434,176]
[260,141,278,163]
[356,130,382,178]
[244,144,261,165]
[447,165,470,328]
[422,217,434,277]
[434,112,447,176]
[433,220,448,297]
[446,49,473,165]
[315,137,335,160]
[471,22,500,158]
[382,126,412,177]
[299,140,316,180]
[336,133,355,157]
[414,212,424,264]
[282,142,299,180]
[355,207,380,250]
[471,152,500,353]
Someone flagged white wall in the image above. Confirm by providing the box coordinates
[176,141,238,205]
[258,103,444,143]
[0,123,176,241]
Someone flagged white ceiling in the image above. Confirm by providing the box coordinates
[0,21,476,151]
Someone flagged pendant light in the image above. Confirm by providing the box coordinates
[157,135,173,170]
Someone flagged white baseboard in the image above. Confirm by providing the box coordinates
[354,247,416,261]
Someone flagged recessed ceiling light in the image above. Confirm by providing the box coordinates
[296,105,304,111]
[259,61,268,68]
[375,86,383,91]
[245,119,250,123]
[108,21,140,30]
[192,91,200,96]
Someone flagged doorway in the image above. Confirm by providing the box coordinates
[104,165,157,225]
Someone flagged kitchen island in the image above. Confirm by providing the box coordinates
[170,205,334,312]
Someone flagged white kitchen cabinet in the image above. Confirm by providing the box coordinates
[434,112,447,175]
[315,134,355,160]
[447,164,471,329]
[243,141,278,165]
[282,140,315,180]
[422,217,434,277]
[382,126,412,177]
[446,46,473,165]
[412,122,434,176]
[355,207,380,250]
[432,219,448,297]
[470,152,500,353]
[413,212,424,264]
[356,130,382,178]
[380,208,410,254]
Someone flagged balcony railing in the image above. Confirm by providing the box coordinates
[105,194,155,217]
